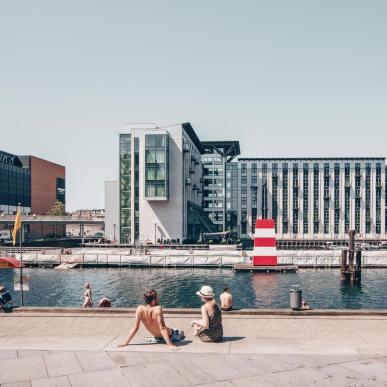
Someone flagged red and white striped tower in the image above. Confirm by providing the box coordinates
[253,219,278,266]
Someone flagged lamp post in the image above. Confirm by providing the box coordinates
[154,222,157,245]
[113,223,116,242]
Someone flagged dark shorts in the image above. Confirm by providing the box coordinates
[199,327,223,343]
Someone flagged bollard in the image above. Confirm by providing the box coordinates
[290,285,302,310]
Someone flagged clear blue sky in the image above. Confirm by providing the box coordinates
[1,1,386,211]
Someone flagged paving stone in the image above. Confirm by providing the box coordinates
[68,369,130,387]
[144,361,190,387]
[1,381,32,387]
[190,356,245,382]
[18,350,51,358]
[121,364,163,387]
[230,375,275,387]
[75,351,115,372]
[221,355,274,378]
[0,350,18,360]
[31,376,71,387]
[107,351,146,367]
[328,360,387,385]
[267,364,380,387]
[196,382,235,387]
[0,356,47,384]
[43,352,82,378]
[168,357,217,385]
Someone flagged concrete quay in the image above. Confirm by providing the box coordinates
[6,248,387,268]
[1,310,387,386]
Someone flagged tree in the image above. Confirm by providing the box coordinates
[47,201,66,237]
[47,201,66,216]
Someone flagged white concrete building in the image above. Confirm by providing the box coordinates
[119,123,212,244]
[104,181,119,242]
[236,158,386,240]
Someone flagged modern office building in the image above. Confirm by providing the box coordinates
[119,123,215,244]
[19,156,66,215]
[0,149,66,240]
[0,150,31,215]
[236,158,386,240]
[201,141,240,233]
[110,122,387,243]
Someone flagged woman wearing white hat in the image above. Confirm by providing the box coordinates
[191,285,223,342]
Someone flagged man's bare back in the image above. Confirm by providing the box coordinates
[137,304,172,337]
[220,290,233,310]
[118,289,182,351]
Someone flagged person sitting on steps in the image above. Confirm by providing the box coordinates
[192,285,223,343]
[118,289,184,351]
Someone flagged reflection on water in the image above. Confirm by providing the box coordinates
[1,267,387,309]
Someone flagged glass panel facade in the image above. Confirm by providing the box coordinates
[56,178,66,205]
[365,163,371,233]
[313,163,319,234]
[145,134,169,198]
[282,163,288,233]
[0,152,31,211]
[119,134,131,243]
[303,164,309,235]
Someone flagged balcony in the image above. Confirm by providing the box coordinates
[189,168,195,174]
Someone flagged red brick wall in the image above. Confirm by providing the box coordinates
[30,156,65,215]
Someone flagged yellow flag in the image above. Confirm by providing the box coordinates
[12,207,21,246]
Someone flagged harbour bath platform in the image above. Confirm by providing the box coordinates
[1,309,387,386]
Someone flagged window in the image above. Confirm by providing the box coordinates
[145,134,168,198]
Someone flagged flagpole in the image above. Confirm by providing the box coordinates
[19,203,23,307]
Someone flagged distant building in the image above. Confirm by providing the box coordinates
[107,123,387,244]
[0,150,31,215]
[235,158,386,240]
[66,209,105,237]
[0,149,65,240]
[19,156,66,216]
[118,123,214,244]
[104,181,119,242]
[201,141,240,233]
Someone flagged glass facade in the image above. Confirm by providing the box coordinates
[313,163,319,234]
[376,163,381,234]
[119,134,131,243]
[0,151,31,212]
[365,163,371,234]
[261,163,268,219]
[134,138,140,240]
[323,163,330,234]
[303,163,309,235]
[56,178,66,205]
[355,163,361,233]
[272,163,278,232]
[292,163,299,234]
[226,163,238,234]
[334,163,340,234]
[282,163,288,234]
[145,134,169,199]
[344,163,350,233]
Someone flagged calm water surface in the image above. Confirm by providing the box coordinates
[1,267,387,309]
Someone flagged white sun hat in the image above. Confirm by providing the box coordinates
[196,285,215,299]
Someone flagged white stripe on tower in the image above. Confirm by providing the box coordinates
[254,229,276,238]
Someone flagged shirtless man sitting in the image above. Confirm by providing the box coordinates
[220,287,233,311]
[118,289,184,351]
